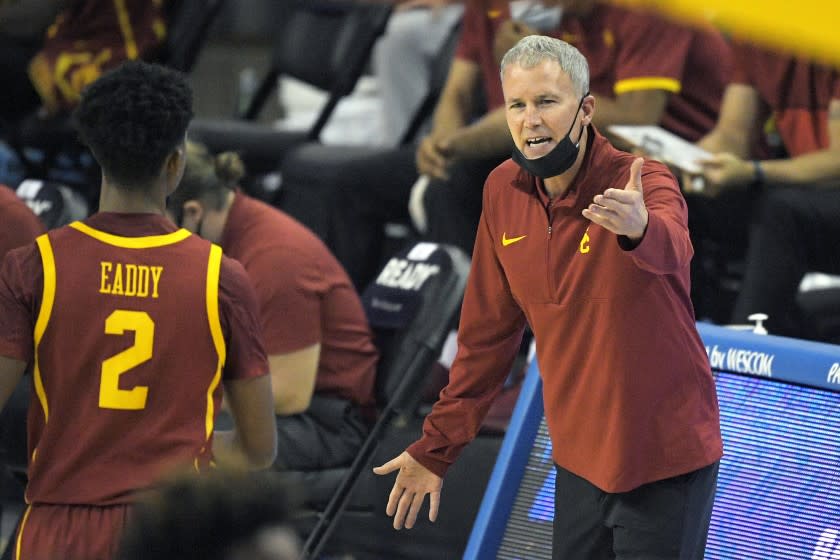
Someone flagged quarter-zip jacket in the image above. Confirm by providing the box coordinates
[408,127,722,492]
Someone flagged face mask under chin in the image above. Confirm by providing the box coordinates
[511,95,587,179]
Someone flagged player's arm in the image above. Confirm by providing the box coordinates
[219,374,277,469]
[0,356,26,411]
[699,95,840,191]
[429,58,479,140]
[268,343,320,415]
[696,83,765,158]
[215,257,278,469]
[417,58,481,179]
[759,98,840,186]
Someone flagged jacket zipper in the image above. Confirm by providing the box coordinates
[543,201,553,296]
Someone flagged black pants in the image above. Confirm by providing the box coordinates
[422,155,505,255]
[326,145,418,291]
[684,190,754,323]
[732,187,840,339]
[272,395,369,471]
[553,462,719,560]
[273,396,370,508]
[216,395,369,507]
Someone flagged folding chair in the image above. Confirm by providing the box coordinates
[161,0,227,73]
[298,241,470,560]
[187,0,393,179]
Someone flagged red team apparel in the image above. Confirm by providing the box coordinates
[457,0,731,141]
[221,192,377,407]
[0,186,44,260]
[0,213,268,559]
[730,41,840,155]
[408,128,722,492]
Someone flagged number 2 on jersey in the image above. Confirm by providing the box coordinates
[99,310,154,410]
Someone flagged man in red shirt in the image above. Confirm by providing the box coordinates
[0,61,277,560]
[375,36,721,559]
[169,142,379,505]
[690,40,840,339]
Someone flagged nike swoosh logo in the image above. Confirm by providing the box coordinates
[502,233,527,247]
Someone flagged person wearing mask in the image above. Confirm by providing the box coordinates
[375,35,722,560]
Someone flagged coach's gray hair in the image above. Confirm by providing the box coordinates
[500,35,590,98]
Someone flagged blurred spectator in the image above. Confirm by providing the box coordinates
[169,142,380,506]
[27,0,170,117]
[0,0,62,126]
[690,40,840,338]
[373,0,464,146]
[0,183,45,259]
[1,1,173,217]
[117,469,302,560]
[331,0,731,288]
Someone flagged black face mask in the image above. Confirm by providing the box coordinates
[511,94,588,179]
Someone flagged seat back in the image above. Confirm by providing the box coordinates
[241,0,392,141]
[160,0,227,73]
[299,241,470,560]
[363,242,469,409]
[186,0,392,183]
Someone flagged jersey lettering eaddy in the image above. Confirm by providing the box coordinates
[99,262,163,298]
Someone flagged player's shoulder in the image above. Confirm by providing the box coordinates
[218,250,251,288]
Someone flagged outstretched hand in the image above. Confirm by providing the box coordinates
[582,157,648,243]
[373,451,443,530]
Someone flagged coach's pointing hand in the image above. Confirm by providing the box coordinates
[582,157,649,243]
